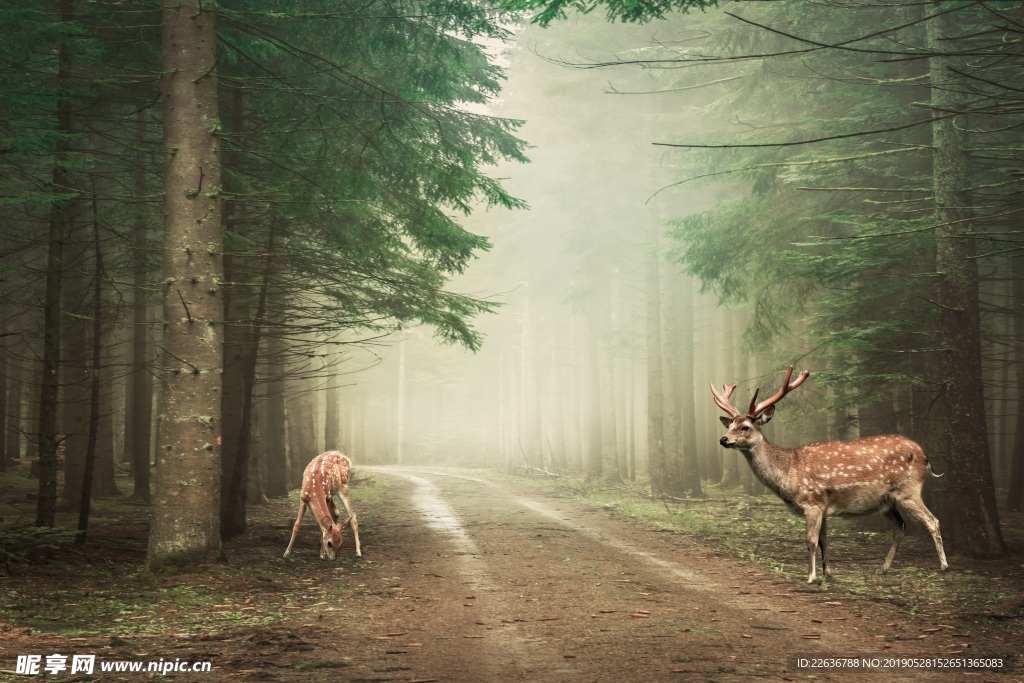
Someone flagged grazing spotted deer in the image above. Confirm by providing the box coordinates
[283,451,362,560]
[710,366,948,583]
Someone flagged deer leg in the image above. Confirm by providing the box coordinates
[819,516,832,578]
[804,508,825,584]
[896,496,948,571]
[335,486,361,557]
[880,506,905,572]
[283,501,307,559]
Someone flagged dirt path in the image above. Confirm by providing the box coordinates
[1,466,1017,682]
[318,468,1012,682]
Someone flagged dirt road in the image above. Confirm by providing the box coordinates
[304,467,1012,682]
[2,466,1016,682]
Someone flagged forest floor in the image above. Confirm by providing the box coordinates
[0,465,1022,682]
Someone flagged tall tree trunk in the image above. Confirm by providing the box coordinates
[221,244,273,536]
[1006,254,1024,511]
[286,368,316,486]
[61,214,93,510]
[519,284,542,467]
[599,278,621,482]
[927,5,1004,556]
[717,310,741,488]
[645,228,669,495]
[396,337,406,464]
[147,0,224,570]
[5,342,23,463]
[76,203,105,543]
[219,257,249,537]
[0,295,7,472]
[128,111,153,502]
[325,363,341,450]
[36,0,76,527]
[674,274,702,496]
[546,326,567,471]
[262,333,288,497]
[660,270,687,496]
[581,312,603,479]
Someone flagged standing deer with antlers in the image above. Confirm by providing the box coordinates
[710,367,947,583]
[283,451,362,560]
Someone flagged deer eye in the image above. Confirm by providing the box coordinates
[740,425,750,432]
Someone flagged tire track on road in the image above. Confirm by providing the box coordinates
[370,467,987,682]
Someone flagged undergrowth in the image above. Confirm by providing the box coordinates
[507,471,1023,624]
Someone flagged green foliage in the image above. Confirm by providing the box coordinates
[216,0,529,350]
[654,0,1021,415]
[507,0,716,27]
[0,524,78,575]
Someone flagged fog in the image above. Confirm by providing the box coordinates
[334,14,764,480]
[309,5,1022,525]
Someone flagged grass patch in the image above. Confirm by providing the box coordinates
[506,470,1024,625]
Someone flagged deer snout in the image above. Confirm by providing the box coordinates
[720,436,732,448]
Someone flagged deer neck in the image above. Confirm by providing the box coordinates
[740,438,795,499]
[303,479,335,526]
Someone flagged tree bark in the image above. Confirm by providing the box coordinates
[146,0,224,570]
[645,227,669,495]
[927,4,1005,555]
[5,342,23,463]
[325,364,341,450]
[0,294,8,472]
[396,337,406,464]
[674,273,702,495]
[717,309,741,488]
[128,111,153,502]
[262,333,288,497]
[1006,254,1024,511]
[36,0,76,527]
[76,203,105,543]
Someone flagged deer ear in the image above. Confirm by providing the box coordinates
[719,416,733,428]
[756,405,776,425]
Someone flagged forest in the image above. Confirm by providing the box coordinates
[1,0,1023,676]
[2,0,1024,679]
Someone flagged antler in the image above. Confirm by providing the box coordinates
[748,365,809,418]
[709,382,741,418]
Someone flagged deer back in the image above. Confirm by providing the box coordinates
[301,452,351,514]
